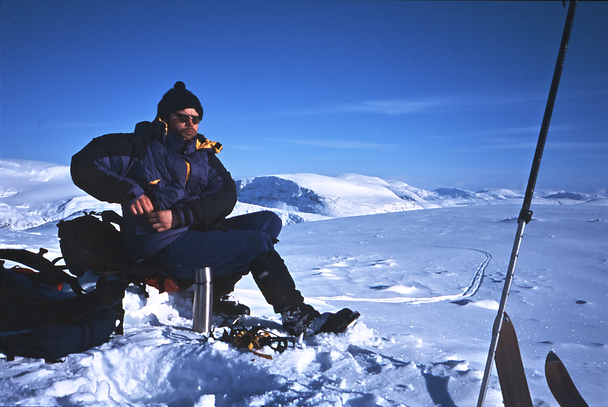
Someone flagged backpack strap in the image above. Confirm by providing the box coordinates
[101,210,123,228]
[0,248,85,295]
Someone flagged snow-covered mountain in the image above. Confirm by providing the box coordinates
[3,159,604,231]
[235,173,424,218]
[1,158,607,406]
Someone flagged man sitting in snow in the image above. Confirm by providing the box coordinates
[71,81,358,336]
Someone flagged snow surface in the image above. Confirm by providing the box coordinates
[1,158,607,406]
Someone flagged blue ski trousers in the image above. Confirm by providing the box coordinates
[149,211,282,281]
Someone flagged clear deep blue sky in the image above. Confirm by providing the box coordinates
[2,1,607,193]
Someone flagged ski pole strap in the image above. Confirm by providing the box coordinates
[518,208,533,224]
[219,325,296,359]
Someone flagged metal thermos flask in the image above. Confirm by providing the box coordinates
[192,267,213,334]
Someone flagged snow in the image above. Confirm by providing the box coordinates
[1,158,607,406]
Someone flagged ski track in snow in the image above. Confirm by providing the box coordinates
[316,246,492,305]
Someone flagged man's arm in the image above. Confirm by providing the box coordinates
[73,135,175,232]
[71,133,147,208]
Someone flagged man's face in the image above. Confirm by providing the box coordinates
[168,108,200,141]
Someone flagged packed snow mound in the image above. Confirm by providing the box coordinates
[236,173,423,217]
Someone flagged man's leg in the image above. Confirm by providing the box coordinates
[213,211,283,299]
[250,250,305,313]
[151,228,274,280]
[152,227,309,317]
[222,211,282,241]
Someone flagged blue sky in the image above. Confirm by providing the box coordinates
[2,1,607,193]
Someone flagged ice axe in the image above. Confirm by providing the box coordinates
[476,2,577,406]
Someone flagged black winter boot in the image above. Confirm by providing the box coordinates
[281,305,361,337]
[213,272,250,317]
[250,250,305,313]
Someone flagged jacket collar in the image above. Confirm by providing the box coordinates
[134,118,223,154]
[166,130,196,155]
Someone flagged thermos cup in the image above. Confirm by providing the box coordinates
[192,267,213,334]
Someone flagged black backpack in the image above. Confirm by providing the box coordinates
[0,248,127,362]
[57,211,126,277]
[57,211,183,294]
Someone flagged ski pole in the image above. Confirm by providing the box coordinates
[476,2,577,406]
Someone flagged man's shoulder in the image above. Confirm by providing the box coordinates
[134,121,152,134]
[134,119,166,137]
[95,120,163,144]
[90,123,155,154]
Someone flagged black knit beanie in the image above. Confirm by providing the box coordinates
[156,81,204,121]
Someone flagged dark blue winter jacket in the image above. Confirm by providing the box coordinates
[71,119,237,260]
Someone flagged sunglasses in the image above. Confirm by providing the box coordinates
[172,113,202,124]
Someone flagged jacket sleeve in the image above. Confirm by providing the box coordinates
[172,153,237,228]
[71,133,146,206]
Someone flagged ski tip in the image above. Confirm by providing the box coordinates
[545,350,590,407]
[546,350,560,364]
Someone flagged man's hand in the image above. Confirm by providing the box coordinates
[130,195,154,215]
[145,210,179,233]
[130,195,179,232]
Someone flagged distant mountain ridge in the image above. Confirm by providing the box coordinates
[1,159,606,231]
[235,173,423,218]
